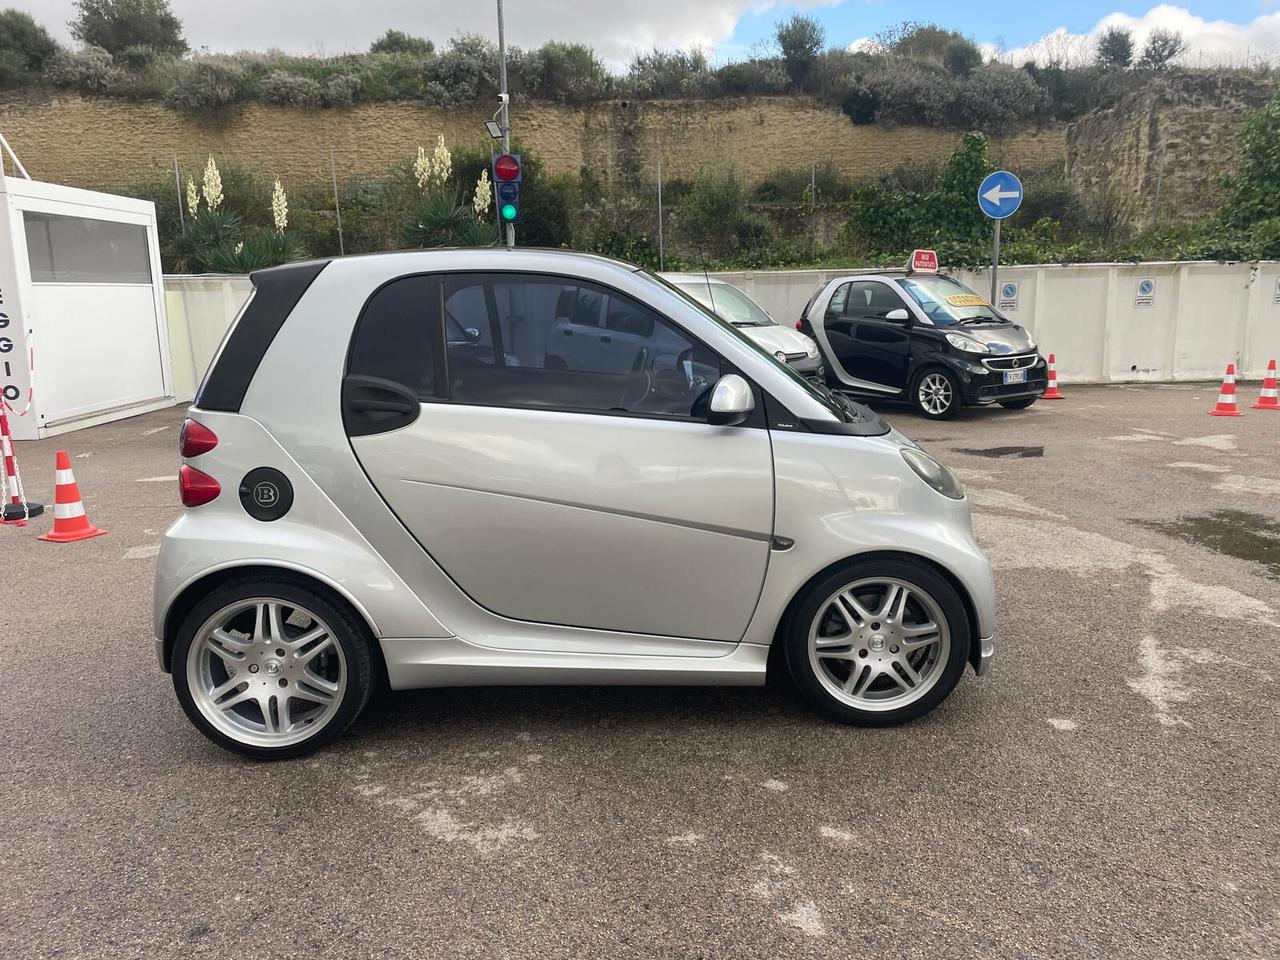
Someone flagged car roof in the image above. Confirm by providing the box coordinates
[660,272,729,286]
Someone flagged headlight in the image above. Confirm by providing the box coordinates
[805,339,818,358]
[945,332,990,354]
[774,350,787,363]
[901,448,965,499]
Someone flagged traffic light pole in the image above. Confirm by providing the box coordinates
[497,0,514,249]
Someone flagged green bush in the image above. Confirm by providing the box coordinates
[1221,92,1280,229]
[44,44,114,91]
[200,232,306,272]
[626,48,714,98]
[716,59,788,96]
[943,39,982,77]
[323,73,361,108]
[421,35,498,108]
[402,189,494,248]
[952,64,1051,132]
[116,43,158,70]
[260,70,322,106]
[164,60,244,111]
[775,14,824,90]
[370,30,432,57]
[521,42,611,102]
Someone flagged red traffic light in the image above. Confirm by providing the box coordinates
[494,154,521,182]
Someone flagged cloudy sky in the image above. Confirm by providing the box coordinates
[15,1,1280,67]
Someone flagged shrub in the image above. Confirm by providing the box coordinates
[260,70,322,106]
[116,43,157,70]
[943,39,982,77]
[402,189,494,248]
[164,60,244,111]
[0,9,59,73]
[200,231,306,272]
[864,59,954,125]
[775,14,824,90]
[716,58,788,96]
[356,53,422,100]
[370,30,433,56]
[44,44,115,91]
[421,34,498,107]
[322,72,361,108]
[1221,93,1280,229]
[839,82,879,124]
[521,42,610,102]
[626,48,714,98]
[1137,29,1185,71]
[952,64,1050,132]
[71,0,187,58]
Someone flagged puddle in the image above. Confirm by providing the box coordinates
[1140,510,1280,580]
[952,445,1044,459]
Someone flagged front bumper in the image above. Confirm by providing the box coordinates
[945,356,1047,405]
[974,634,994,676]
[787,355,823,376]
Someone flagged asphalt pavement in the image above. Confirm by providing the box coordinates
[1,383,1277,959]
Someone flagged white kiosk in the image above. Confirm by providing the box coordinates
[0,160,172,441]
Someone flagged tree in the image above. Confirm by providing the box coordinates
[775,13,824,89]
[1221,93,1280,229]
[370,29,433,56]
[1095,26,1134,69]
[70,0,186,59]
[1137,28,1185,71]
[0,9,58,72]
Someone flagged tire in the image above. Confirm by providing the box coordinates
[784,557,971,726]
[172,577,374,760]
[913,367,961,420]
[999,397,1037,410]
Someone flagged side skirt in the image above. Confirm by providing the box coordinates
[379,636,770,689]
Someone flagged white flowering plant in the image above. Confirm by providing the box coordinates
[202,156,223,211]
[271,179,288,233]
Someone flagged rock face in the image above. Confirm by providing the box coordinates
[1066,73,1278,229]
[0,92,1064,193]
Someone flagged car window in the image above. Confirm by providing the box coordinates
[442,273,722,419]
[676,282,773,327]
[348,275,434,398]
[826,282,850,316]
[845,281,909,320]
[899,275,1006,327]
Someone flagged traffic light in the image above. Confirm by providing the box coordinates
[492,152,522,224]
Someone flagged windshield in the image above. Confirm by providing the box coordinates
[674,281,774,327]
[644,271,875,425]
[898,275,1007,327]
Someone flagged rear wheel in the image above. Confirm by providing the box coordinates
[784,558,971,726]
[999,397,1037,410]
[913,368,960,420]
[172,578,374,760]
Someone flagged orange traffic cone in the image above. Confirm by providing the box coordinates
[38,450,105,543]
[1251,360,1279,411]
[1208,364,1245,417]
[1042,353,1064,400]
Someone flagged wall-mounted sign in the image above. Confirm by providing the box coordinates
[998,280,1019,311]
[1274,276,1280,305]
[1136,278,1156,307]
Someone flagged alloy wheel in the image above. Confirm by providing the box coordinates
[918,372,954,416]
[186,598,347,749]
[807,577,951,711]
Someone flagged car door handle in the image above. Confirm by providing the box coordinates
[348,397,416,414]
[562,328,573,336]
[600,335,611,343]
[342,375,421,437]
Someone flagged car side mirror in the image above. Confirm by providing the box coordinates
[707,373,755,427]
[464,326,482,343]
[885,308,911,323]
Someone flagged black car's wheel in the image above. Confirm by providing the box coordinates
[999,397,1037,410]
[172,577,375,760]
[784,557,971,726]
[912,368,960,420]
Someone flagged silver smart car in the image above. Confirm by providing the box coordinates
[156,249,995,758]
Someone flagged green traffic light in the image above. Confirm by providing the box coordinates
[501,203,517,222]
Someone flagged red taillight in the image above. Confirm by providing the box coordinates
[796,319,804,330]
[179,464,220,507]
[180,419,218,457]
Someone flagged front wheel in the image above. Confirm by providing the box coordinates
[172,578,374,759]
[913,368,961,420]
[999,397,1037,410]
[784,558,971,726]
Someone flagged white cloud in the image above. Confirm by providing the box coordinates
[12,0,828,68]
[997,5,1280,67]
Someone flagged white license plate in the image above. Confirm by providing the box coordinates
[1004,369,1027,385]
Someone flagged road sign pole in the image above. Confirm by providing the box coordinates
[990,219,1001,304]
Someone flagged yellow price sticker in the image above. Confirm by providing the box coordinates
[945,294,989,307]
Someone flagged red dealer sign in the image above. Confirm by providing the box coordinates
[909,249,939,274]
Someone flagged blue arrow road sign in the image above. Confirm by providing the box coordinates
[978,170,1023,220]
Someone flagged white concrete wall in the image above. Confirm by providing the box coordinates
[162,261,1280,402]
[718,261,1280,383]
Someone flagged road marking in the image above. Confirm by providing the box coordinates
[761,779,789,792]
[1046,718,1079,731]
[124,544,160,559]
[142,426,169,436]
[135,476,173,483]
[1215,475,1280,497]
[1127,635,1192,728]
[1166,461,1231,474]
[779,900,826,938]
[1173,434,1237,451]
[665,832,704,847]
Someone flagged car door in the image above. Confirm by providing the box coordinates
[343,271,774,644]
[844,280,913,392]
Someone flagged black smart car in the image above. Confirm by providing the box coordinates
[797,259,1046,419]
